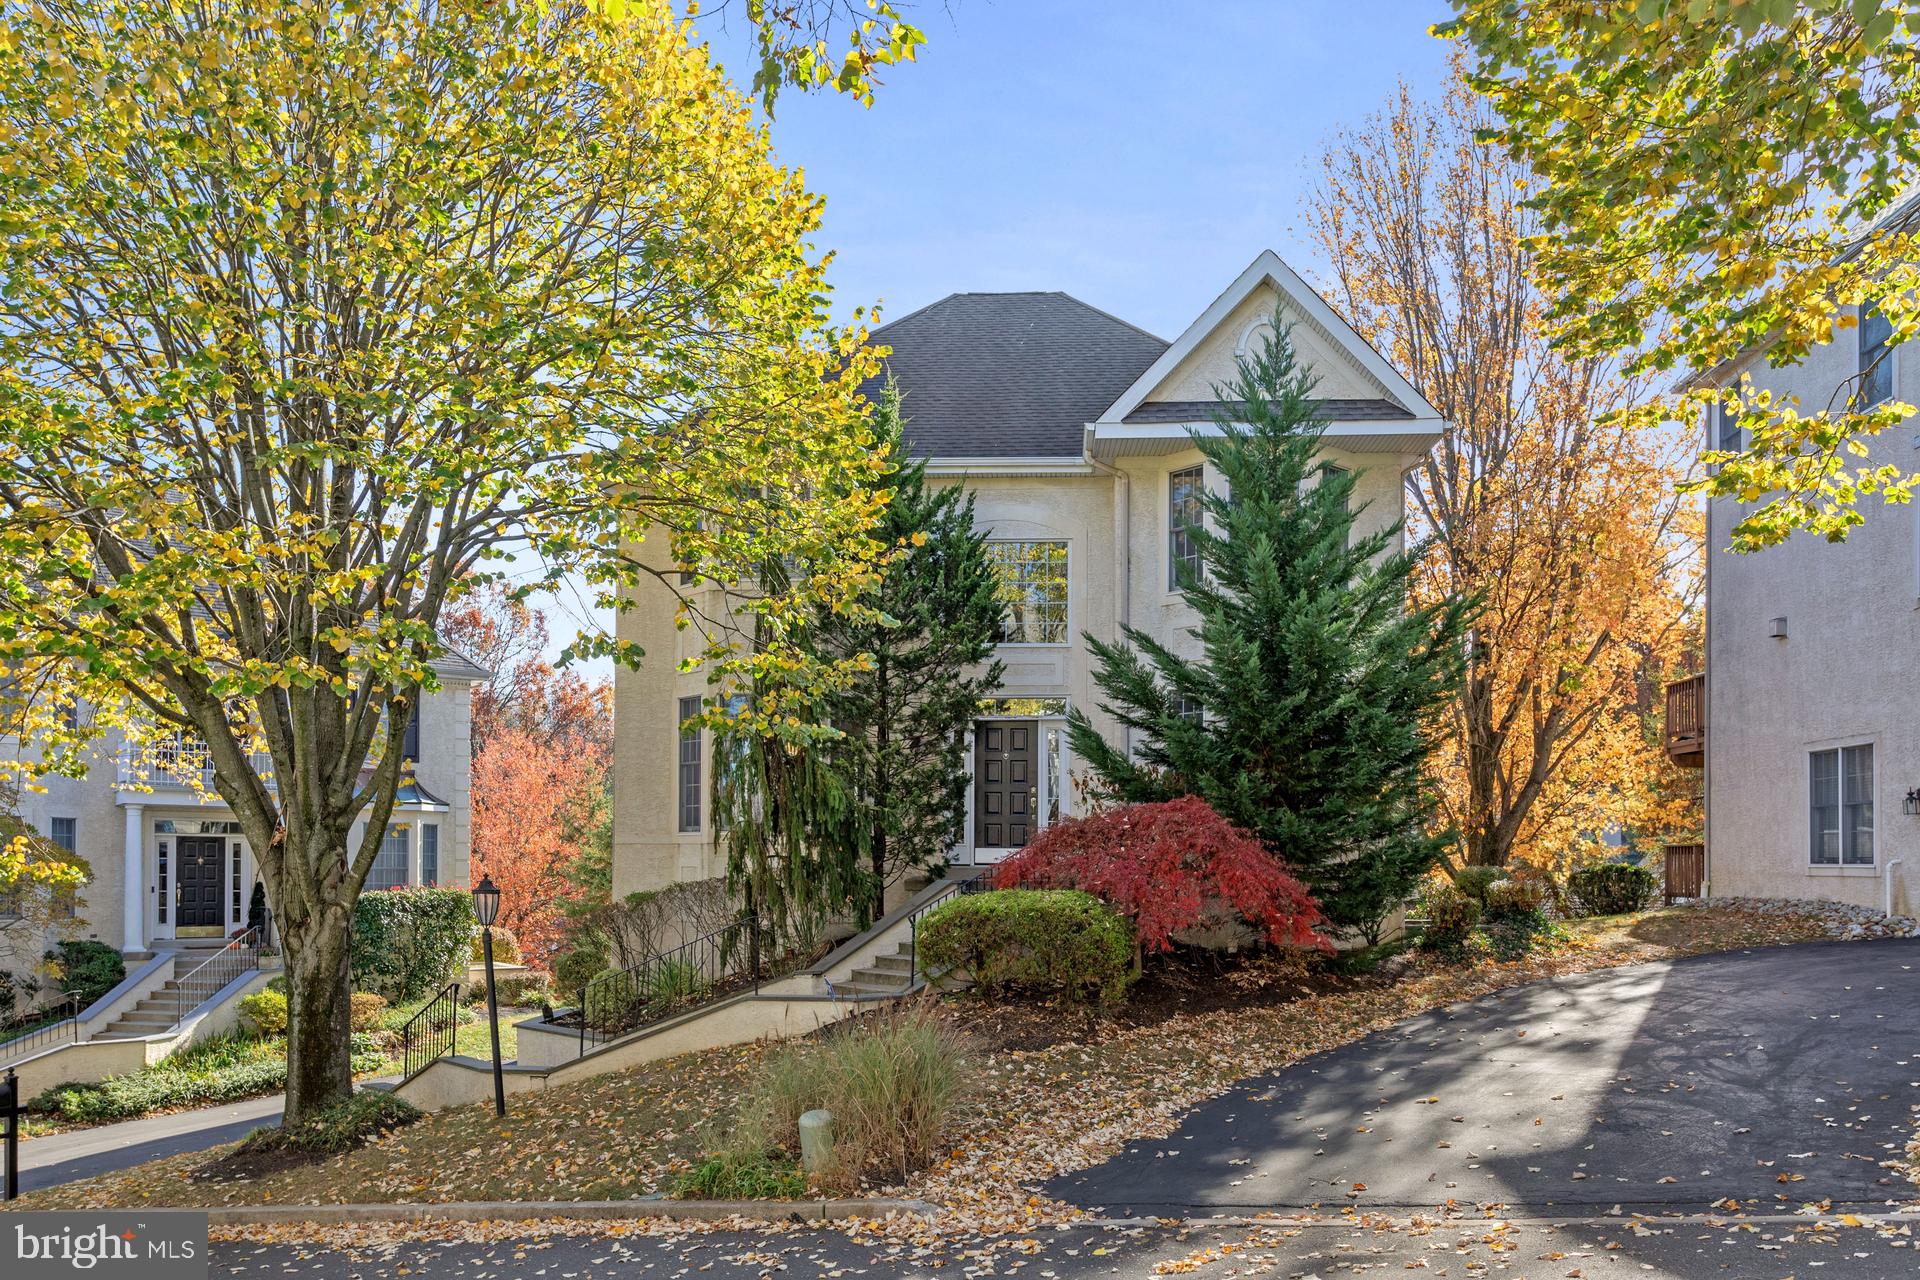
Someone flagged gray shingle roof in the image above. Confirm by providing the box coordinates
[1121,399,1412,424]
[862,292,1167,459]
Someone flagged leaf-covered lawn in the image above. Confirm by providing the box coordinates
[1,904,1861,1220]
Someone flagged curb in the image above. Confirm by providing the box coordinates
[204,1197,941,1228]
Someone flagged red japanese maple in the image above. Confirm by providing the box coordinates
[995,796,1329,953]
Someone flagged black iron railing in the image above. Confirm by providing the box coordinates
[0,990,83,1066]
[576,915,762,1056]
[909,866,996,985]
[170,927,262,1031]
[399,980,463,1081]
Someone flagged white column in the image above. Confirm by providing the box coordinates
[409,817,425,886]
[121,804,145,952]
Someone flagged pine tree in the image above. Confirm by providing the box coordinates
[815,385,1006,921]
[1068,321,1470,939]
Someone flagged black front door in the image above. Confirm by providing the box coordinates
[974,720,1038,850]
[176,836,225,935]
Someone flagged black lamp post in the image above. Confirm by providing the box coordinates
[471,874,507,1118]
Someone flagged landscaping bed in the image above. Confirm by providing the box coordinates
[2,900,1893,1223]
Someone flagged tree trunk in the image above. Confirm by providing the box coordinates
[281,900,355,1125]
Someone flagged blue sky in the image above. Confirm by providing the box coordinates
[543,1,1458,664]
[702,0,1457,338]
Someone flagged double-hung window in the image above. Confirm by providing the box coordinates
[47,816,76,915]
[1810,744,1874,865]
[677,696,703,832]
[1861,305,1894,408]
[369,824,411,890]
[1168,466,1204,590]
[986,541,1069,644]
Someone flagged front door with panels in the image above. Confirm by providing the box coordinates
[175,835,226,937]
[973,720,1038,861]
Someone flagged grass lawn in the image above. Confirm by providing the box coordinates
[0,903,1875,1222]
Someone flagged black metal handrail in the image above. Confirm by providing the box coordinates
[399,980,463,1082]
[170,927,262,1031]
[0,990,83,1066]
[909,865,996,986]
[576,914,761,1056]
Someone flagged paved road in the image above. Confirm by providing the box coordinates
[1049,937,1920,1217]
[16,1095,285,1194]
[204,1213,1920,1278]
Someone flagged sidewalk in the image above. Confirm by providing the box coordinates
[16,1095,285,1195]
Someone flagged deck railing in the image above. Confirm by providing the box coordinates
[398,981,463,1082]
[1664,674,1706,767]
[0,991,83,1066]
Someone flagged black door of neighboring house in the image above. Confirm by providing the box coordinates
[176,836,225,936]
[974,720,1039,853]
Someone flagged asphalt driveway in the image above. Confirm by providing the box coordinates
[1049,936,1920,1216]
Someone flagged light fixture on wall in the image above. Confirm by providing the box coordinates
[1903,788,1920,816]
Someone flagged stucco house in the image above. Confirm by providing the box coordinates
[0,656,483,974]
[1674,294,1919,917]
[612,251,1448,898]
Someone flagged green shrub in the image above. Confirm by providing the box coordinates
[673,1149,809,1200]
[1420,887,1481,963]
[1450,865,1509,904]
[238,990,288,1036]
[1566,863,1658,916]
[493,972,551,1007]
[44,940,124,1009]
[643,958,708,1004]
[1482,880,1546,921]
[349,992,389,1031]
[915,889,1135,1005]
[552,931,610,998]
[701,1004,970,1193]
[33,1033,388,1123]
[274,1091,420,1154]
[350,888,475,1002]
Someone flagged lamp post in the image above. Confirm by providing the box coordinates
[471,874,507,1118]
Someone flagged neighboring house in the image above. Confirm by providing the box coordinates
[0,654,484,970]
[1674,296,1919,915]
[612,251,1448,897]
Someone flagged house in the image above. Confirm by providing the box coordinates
[611,251,1447,898]
[1673,294,1919,916]
[0,656,484,974]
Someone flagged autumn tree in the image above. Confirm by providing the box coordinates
[1068,324,1470,938]
[443,584,613,757]
[811,386,1005,922]
[1304,72,1703,875]
[0,0,898,1121]
[1444,0,1920,549]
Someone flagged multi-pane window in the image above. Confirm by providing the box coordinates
[986,541,1069,644]
[677,696,703,833]
[420,823,439,885]
[48,816,76,915]
[1168,466,1204,590]
[1174,694,1203,724]
[369,825,410,891]
[1716,401,1742,454]
[1810,744,1874,865]
[1861,305,1894,407]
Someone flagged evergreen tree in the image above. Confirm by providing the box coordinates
[815,385,1006,921]
[1068,321,1470,938]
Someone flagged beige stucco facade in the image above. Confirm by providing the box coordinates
[613,255,1443,899]
[1702,308,1920,915]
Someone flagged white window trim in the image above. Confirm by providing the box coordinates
[987,538,1071,648]
[1165,463,1206,599]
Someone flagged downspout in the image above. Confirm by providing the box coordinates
[1885,857,1903,918]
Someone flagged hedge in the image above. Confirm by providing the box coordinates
[1566,863,1659,916]
[915,889,1135,1005]
[350,887,475,1002]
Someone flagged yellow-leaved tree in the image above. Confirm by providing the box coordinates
[1305,71,1702,877]
[0,0,899,1120]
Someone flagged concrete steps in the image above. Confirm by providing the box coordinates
[832,941,919,996]
[95,974,233,1040]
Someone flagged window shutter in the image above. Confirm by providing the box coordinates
[402,702,421,763]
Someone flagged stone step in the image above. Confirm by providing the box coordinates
[872,954,913,973]
[832,980,910,997]
[848,966,911,990]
